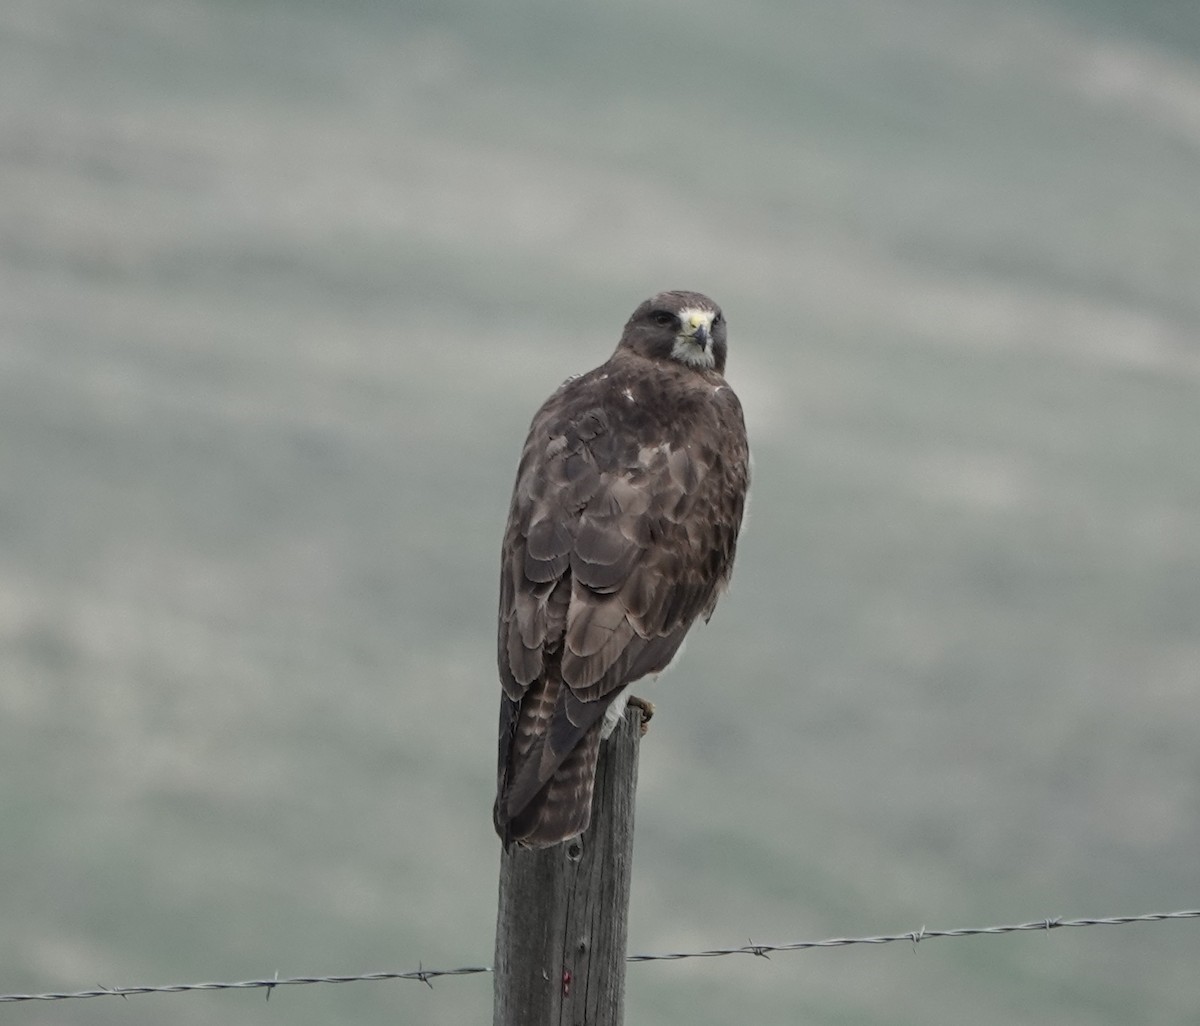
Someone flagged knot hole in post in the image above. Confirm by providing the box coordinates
[565,839,583,863]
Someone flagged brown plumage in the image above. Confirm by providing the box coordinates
[494,290,750,848]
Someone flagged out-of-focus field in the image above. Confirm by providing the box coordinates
[2,1,1198,1023]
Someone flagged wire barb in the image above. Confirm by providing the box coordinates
[745,938,771,960]
[1,909,1196,1003]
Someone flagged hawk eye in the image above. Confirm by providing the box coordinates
[651,310,676,327]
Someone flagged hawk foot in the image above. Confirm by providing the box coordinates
[628,695,655,736]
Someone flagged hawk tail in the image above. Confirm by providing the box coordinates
[495,718,603,849]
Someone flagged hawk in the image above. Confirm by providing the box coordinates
[494,290,750,848]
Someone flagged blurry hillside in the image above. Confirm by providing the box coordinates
[2,1,1198,1024]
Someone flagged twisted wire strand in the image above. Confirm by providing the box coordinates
[625,908,1200,961]
[2,909,1196,1003]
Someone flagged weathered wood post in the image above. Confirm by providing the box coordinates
[493,706,642,1026]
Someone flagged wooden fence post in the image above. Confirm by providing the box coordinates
[493,706,642,1026]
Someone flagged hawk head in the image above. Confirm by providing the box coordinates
[619,290,727,374]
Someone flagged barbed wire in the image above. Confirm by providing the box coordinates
[2,908,1196,1003]
[625,908,1200,961]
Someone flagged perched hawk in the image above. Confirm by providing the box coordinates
[494,290,750,848]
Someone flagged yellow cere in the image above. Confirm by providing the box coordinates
[679,308,715,335]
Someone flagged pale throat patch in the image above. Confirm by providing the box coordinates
[671,306,717,369]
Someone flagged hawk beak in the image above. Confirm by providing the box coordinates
[676,308,716,358]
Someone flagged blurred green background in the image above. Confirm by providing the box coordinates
[3,0,1199,1023]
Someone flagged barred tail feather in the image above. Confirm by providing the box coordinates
[496,719,603,849]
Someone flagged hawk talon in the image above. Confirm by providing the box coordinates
[628,695,655,735]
